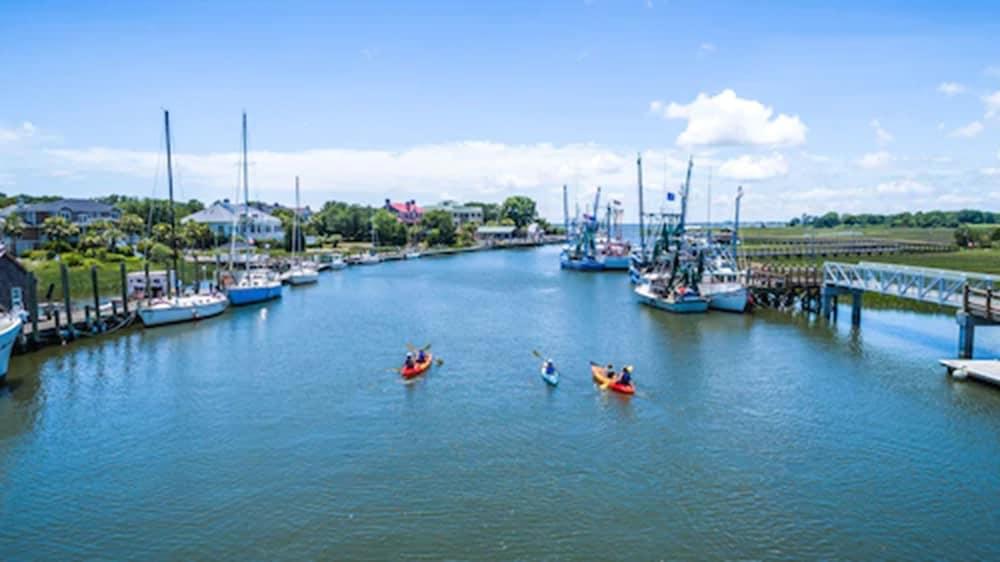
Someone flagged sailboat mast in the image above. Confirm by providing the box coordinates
[164,109,180,298]
[733,185,744,258]
[562,184,569,235]
[637,153,645,259]
[242,111,250,271]
[706,167,712,243]
[678,157,693,234]
[293,176,300,258]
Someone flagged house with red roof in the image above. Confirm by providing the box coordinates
[383,199,423,225]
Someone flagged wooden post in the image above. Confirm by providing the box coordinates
[112,300,118,316]
[27,272,39,346]
[851,289,863,327]
[120,262,129,314]
[84,305,91,326]
[60,262,73,337]
[144,262,151,303]
[962,285,969,311]
[90,265,100,324]
[987,288,993,318]
[957,312,975,359]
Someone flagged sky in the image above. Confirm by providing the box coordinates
[1,0,1000,222]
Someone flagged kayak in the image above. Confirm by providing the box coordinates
[540,365,559,386]
[401,353,433,379]
[590,362,635,395]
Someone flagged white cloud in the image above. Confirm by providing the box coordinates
[985,91,1000,118]
[0,122,37,143]
[650,89,807,147]
[937,82,966,96]
[699,42,716,55]
[717,153,789,180]
[870,119,893,145]
[857,151,892,169]
[949,121,984,138]
[875,179,932,195]
[981,168,1000,176]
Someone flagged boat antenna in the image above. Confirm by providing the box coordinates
[164,109,180,299]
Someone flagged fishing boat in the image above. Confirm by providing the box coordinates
[596,199,632,270]
[560,186,606,271]
[0,312,22,382]
[226,112,283,305]
[285,176,319,285]
[139,110,229,327]
[634,282,709,313]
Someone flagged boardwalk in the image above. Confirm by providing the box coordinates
[741,237,952,260]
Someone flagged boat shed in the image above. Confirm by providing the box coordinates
[0,248,31,312]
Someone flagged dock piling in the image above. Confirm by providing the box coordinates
[27,272,39,347]
[59,263,74,339]
[91,265,100,324]
[120,262,129,314]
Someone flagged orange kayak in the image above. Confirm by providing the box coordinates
[590,362,635,395]
[401,354,433,379]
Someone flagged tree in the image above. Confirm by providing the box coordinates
[372,209,407,246]
[2,213,24,256]
[151,223,173,245]
[421,209,456,246]
[41,216,80,247]
[500,196,537,228]
[456,222,478,247]
[179,221,212,249]
[954,226,972,248]
[813,212,841,229]
[119,213,145,240]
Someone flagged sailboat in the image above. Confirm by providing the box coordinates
[285,176,319,285]
[139,110,229,327]
[226,112,283,305]
[0,312,22,382]
[358,216,382,265]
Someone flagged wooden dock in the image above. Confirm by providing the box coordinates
[940,359,1000,386]
[740,237,952,260]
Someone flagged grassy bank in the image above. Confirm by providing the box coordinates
[24,256,216,303]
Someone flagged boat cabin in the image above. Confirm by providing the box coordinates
[126,270,176,299]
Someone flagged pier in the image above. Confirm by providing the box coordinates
[741,237,952,260]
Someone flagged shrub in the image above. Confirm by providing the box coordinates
[61,252,85,267]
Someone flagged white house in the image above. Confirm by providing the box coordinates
[424,200,484,226]
[182,200,284,244]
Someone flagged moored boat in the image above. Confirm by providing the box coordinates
[702,281,749,313]
[634,283,709,314]
[0,313,23,382]
[139,293,229,327]
[287,266,319,285]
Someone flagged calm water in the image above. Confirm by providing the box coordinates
[2,246,1000,560]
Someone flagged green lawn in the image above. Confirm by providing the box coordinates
[24,256,215,303]
[741,226,967,244]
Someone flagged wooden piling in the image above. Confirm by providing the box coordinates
[27,272,39,347]
[59,263,73,338]
[91,265,100,324]
[144,262,151,302]
[120,262,129,314]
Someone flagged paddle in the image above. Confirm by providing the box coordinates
[531,349,543,360]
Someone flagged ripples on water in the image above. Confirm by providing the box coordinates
[1,246,999,560]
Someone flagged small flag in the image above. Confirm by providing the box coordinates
[666,192,676,201]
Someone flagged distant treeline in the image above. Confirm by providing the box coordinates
[791,210,1000,229]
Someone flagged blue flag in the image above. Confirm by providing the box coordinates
[666,192,676,201]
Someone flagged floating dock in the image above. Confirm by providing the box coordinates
[940,359,1000,386]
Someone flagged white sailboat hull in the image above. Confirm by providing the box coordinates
[0,315,22,380]
[139,295,229,327]
[288,268,319,285]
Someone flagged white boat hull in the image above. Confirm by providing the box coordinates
[288,269,319,285]
[139,295,229,327]
[0,316,22,380]
[703,283,749,313]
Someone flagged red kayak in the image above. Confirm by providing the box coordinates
[590,362,635,395]
[401,353,433,379]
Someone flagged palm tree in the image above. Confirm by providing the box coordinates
[41,216,80,248]
[2,213,25,256]
[119,213,145,243]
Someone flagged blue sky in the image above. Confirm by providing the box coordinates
[1,0,999,221]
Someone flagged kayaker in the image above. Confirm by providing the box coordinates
[605,363,616,380]
[416,349,427,363]
[543,359,556,375]
[618,365,634,387]
[404,353,415,369]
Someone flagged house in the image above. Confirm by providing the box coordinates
[0,249,30,312]
[475,225,517,243]
[0,198,122,252]
[182,200,284,244]
[424,200,484,226]
[384,199,423,225]
[253,202,314,221]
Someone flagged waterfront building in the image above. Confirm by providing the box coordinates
[182,200,284,244]
[424,200,484,226]
[475,225,517,242]
[0,249,31,313]
[0,198,121,252]
[384,199,423,225]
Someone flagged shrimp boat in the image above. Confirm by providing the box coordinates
[139,110,229,327]
[226,112,282,305]
[560,186,606,271]
[634,282,709,313]
[285,176,319,285]
[596,199,632,270]
[0,312,23,382]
